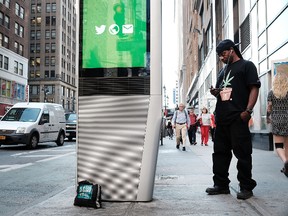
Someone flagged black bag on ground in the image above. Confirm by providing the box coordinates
[74,180,102,208]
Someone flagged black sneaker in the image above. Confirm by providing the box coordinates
[237,190,253,200]
[176,144,180,149]
[284,162,288,177]
[206,186,230,195]
[182,147,186,151]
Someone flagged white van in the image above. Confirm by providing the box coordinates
[0,102,66,149]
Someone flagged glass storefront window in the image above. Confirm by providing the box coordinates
[267,9,288,54]
[267,0,287,23]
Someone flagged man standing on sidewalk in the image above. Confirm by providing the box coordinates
[172,103,190,151]
[207,39,261,200]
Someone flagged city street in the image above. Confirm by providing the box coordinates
[0,135,286,216]
[0,141,76,216]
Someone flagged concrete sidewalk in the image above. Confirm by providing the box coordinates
[16,134,288,216]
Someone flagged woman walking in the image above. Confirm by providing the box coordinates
[266,72,288,177]
[197,107,212,146]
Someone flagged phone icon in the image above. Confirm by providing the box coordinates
[95,25,106,35]
[109,24,120,35]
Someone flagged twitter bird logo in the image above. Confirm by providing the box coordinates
[95,25,106,35]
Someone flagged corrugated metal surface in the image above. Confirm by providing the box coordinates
[77,95,150,200]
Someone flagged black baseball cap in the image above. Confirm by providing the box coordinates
[216,39,243,59]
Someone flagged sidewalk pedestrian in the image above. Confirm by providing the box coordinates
[266,72,288,177]
[207,39,261,200]
[188,107,198,145]
[210,112,216,142]
[197,107,212,146]
[166,119,173,140]
[172,103,190,151]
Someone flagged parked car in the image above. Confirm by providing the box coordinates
[65,112,77,141]
[0,102,66,149]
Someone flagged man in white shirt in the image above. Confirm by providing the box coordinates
[172,103,190,151]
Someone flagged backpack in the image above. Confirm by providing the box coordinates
[74,180,102,208]
[174,110,188,123]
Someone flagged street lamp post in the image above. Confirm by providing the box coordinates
[42,86,49,103]
[163,85,167,116]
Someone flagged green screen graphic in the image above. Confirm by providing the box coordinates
[82,0,147,69]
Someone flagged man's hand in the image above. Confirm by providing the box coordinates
[240,111,251,122]
[210,86,221,97]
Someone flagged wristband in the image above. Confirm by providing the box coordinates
[245,109,253,114]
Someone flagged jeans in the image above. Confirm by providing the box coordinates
[212,117,257,191]
[188,125,197,144]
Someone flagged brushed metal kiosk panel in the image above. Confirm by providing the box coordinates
[77,95,150,200]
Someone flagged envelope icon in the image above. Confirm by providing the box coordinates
[122,24,133,34]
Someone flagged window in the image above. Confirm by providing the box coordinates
[19,26,24,37]
[31,4,36,13]
[44,85,55,94]
[0,33,2,46]
[51,70,55,77]
[0,12,3,25]
[4,56,9,70]
[4,36,9,48]
[45,56,49,66]
[1,79,11,97]
[15,22,19,35]
[14,41,19,53]
[15,3,20,16]
[31,30,35,39]
[45,70,49,78]
[30,70,35,78]
[31,17,36,25]
[51,16,56,25]
[4,15,10,29]
[16,84,24,100]
[36,17,41,25]
[46,3,51,12]
[51,56,55,66]
[35,70,40,78]
[51,43,56,53]
[4,0,10,8]
[36,30,41,40]
[14,61,18,74]
[36,57,40,66]
[45,30,50,39]
[19,63,23,75]
[20,7,24,19]
[52,3,56,12]
[30,57,35,66]
[30,85,40,95]
[46,16,50,25]
[51,29,56,39]
[36,43,40,53]
[0,54,2,68]
[19,44,23,56]
[62,86,65,96]
[37,3,41,13]
[45,43,50,53]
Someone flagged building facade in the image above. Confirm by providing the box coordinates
[28,0,78,112]
[179,0,288,149]
[0,0,30,116]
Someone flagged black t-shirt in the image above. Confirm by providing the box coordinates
[215,59,261,125]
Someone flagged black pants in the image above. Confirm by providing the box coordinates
[188,125,197,144]
[212,117,257,191]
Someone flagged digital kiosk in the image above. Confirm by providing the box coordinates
[77,0,162,201]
